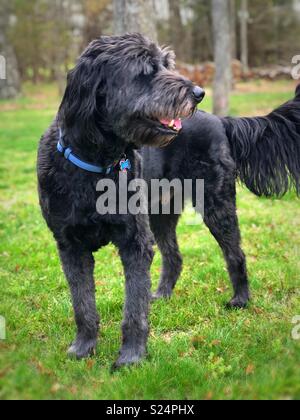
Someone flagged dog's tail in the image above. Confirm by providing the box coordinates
[222,85,300,197]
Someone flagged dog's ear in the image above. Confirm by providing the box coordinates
[58,54,105,143]
[161,47,176,70]
[295,84,300,98]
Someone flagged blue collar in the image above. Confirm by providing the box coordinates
[57,129,131,175]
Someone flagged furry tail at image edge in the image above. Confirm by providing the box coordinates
[222,85,300,197]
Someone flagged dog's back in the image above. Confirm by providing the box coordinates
[142,110,232,183]
[143,86,300,198]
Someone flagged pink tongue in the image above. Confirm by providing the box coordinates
[160,119,182,131]
[174,119,182,130]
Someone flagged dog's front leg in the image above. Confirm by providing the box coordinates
[58,244,100,359]
[113,228,154,370]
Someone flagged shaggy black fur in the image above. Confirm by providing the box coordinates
[38,33,300,369]
[223,85,300,197]
[143,85,300,307]
[37,34,203,368]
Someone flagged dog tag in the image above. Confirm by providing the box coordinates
[119,159,132,173]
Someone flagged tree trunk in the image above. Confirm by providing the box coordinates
[168,0,184,58]
[293,0,300,19]
[0,1,20,99]
[239,0,249,75]
[229,0,237,59]
[113,0,158,42]
[212,0,232,116]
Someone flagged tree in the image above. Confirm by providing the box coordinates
[0,0,20,99]
[10,0,83,90]
[230,0,237,59]
[168,0,184,59]
[81,0,111,46]
[211,0,232,116]
[113,0,158,41]
[239,0,249,74]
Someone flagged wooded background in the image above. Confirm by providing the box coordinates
[0,2,299,400]
[1,0,299,114]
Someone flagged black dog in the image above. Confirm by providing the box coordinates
[143,85,300,308]
[37,34,204,368]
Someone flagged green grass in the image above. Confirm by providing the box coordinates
[0,81,299,400]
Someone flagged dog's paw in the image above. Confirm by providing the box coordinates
[67,338,97,360]
[151,290,172,301]
[226,296,249,309]
[111,349,147,372]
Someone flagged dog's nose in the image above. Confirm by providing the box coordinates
[193,86,205,103]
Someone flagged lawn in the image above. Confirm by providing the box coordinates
[0,81,299,400]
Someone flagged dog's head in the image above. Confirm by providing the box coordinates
[59,33,205,148]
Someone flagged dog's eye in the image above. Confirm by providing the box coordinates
[164,59,170,69]
[142,58,156,76]
[151,62,159,74]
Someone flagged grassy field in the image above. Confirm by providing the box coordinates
[0,81,299,400]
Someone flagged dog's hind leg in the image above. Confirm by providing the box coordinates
[150,212,182,300]
[58,245,99,359]
[203,193,250,309]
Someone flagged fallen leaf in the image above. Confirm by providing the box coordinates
[0,367,11,378]
[216,286,228,294]
[86,359,95,370]
[246,364,255,375]
[253,307,264,315]
[162,333,173,344]
[51,383,62,394]
[205,391,213,400]
[180,349,194,358]
[35,361,53,376]
[224,386,232,396]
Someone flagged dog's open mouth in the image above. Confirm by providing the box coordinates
[159,118,182,132]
